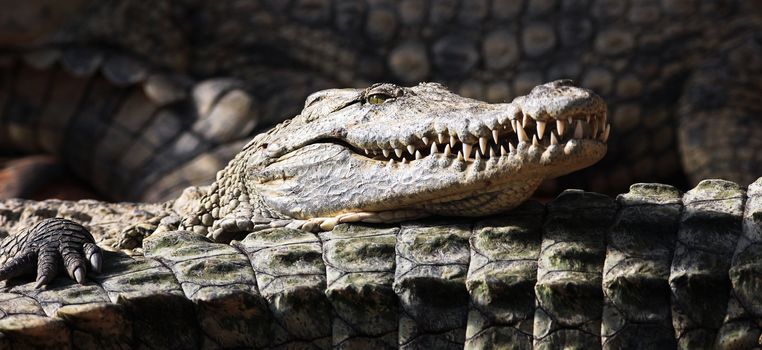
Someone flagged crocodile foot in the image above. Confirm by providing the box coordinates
[0,218,102,289]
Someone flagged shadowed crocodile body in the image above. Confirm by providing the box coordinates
[0,82,758,349]
[0,0,761,201]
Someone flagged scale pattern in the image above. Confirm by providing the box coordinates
[0,178,758,349]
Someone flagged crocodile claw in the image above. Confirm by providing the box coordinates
[0,218,101,289]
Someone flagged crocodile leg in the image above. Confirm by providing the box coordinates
[0,218,101,289]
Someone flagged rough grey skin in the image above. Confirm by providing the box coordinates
[0,178,759,349]
[0,0,760,201]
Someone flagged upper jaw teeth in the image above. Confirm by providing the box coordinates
[358,112,609,164]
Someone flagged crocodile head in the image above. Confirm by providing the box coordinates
[226,80,607,230]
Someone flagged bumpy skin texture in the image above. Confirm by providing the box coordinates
[1,0,761,201]
[0,179,759,348]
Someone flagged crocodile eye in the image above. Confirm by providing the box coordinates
[367,93,391,105]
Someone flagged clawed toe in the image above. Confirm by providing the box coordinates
[0,218,101,289]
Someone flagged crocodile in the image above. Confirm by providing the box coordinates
[0,82,758,349]
[1,0,761,201]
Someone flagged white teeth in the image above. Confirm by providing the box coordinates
[407,145,416,155]
[586,115,591,124]
[395,148,403,158]
[517,124,529,142]
[457,151,464,161]
[574,120,584,139]
[490,147,496,157]
[422,137,430,145]
[443,144,452,156]
[479,137,488,155]
[551,131,559,145]
[509,142,516,153]
[382,149,390,158]
[450,135,458,147]
[522,114,530,128]
[536,121,546,139]
[511,120,518,132]
[475,150,482,160]
[387,159,395,166]
[415,150,422,160]
[557,119,566,137]
[430,143,439,154]
[492,129,499,144]
[591,121,599,138]
[438,133,446,144]
[401,158,408,164]
[602,124,611,142]
[500,145,508,156]
[463,143,473,161]
[532,135,540,146]
[364,149,371,155]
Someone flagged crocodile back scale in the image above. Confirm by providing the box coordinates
[0,178,758,349]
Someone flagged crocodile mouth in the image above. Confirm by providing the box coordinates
[347,112,609,164]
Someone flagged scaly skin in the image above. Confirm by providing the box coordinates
[0,179,758,348]
[1,0,761,201]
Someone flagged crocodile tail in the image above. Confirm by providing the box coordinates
[0,47,260,201]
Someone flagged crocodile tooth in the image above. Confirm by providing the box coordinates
[320,218,338,231]
[536,121,546,139]
[517,124,529,142]
[395,148,403,158]
[551,131,559,145]
[430,143,439,154]
[450,135,458,147]
[415,150,423,160]
[475,150,482,161]
[586,115,591,124]
[500,145,508,156]
[591,121,599,138]
[602,124,611,142]
[492,129,499,144]
[422,136,430,145]
[407,145,416,155]
[438,133,446,144]
[511,120,518,132]
[574,120,584,139]
[463,143,473,161]
[479,137,488,155]
[443,144,452,157]
[364,149,371,155]
[401,158,408,164]
[522,114,530,128]
[490,146,496,157]
[382,149,390,158]
[509,142,516,153]
[387,158,395,166]
[557,119,566,137]
[532,134,540,146]
[457,151,464,161]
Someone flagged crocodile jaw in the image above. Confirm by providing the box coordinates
[254,137,605,220]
